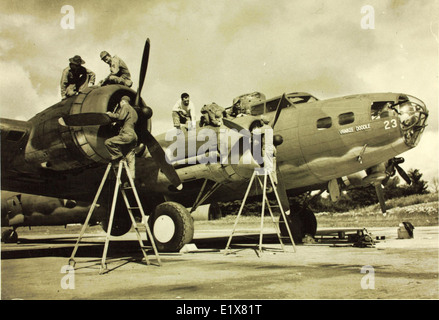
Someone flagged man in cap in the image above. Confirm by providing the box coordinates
[98,51,133,88]
[60,55,96,100]
[104,96,138,179]
[172,92,197,130]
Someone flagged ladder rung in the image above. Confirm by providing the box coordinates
[128,206,140,210]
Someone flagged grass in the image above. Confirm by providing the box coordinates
[315,192,438,228]
[198,193,439,230]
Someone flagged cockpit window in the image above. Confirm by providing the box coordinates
[371,101,391,120]
[286,95,318,105]
[251,97,291,115]
[6,130,26,141]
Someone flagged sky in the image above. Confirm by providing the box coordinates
[0,0,438,185]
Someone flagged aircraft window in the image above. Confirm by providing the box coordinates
[371,101,391,120]
[317,117,332,129]
[338,112,355,125]
[6,130,26,141]
[250,103,264,116]
[250,98,291,116]
[266,99,282,112]
[287,95,318,104]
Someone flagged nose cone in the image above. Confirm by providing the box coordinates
[397,95,428,147]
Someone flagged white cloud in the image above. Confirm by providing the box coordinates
[0,61,57,120]
[0,0,437,185]
[403,130,439,184]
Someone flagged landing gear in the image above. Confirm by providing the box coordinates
[208,202,223,220]
[148,201,194,252]
[2,228,18,243]
[279,206,317,243]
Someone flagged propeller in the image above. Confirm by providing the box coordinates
[265,93,302,239]
[385,157,411,185]
[269,93,286,128]
[58,112,112,127]
[134,38,150,110]
[133,38,182,190]
[374,183,387,214]
[223,93,303,240]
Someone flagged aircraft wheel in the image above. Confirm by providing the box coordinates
[100,202,133,236]
[301,207,317,237]
[279,213,303,243]
[148,201,194,252]
[279,207,317,243]
[2,229,18,243]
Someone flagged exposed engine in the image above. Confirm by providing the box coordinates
[18,85,150,173]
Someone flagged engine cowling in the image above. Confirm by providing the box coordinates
[21,85,150,173]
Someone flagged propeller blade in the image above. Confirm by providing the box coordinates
[374,183,387,214]
[222,118,251,138]
[269,93,286,128]
[274,167,291,215]
[143,129,182,190]
[130,38,181,189]
[135,38,150,108]
[395,164,412,185]
[58,113,112,127]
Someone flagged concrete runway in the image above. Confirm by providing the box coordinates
[1,226,438,300]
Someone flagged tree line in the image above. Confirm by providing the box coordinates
[219,168,433,215]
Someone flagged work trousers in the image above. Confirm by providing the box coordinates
[104,75,133,88]
[104,131,137,179]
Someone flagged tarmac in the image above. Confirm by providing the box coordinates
[1,225,438,301]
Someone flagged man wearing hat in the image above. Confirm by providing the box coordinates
[98,51,133,88]
[104,96,138,179]
[60,55,96,100]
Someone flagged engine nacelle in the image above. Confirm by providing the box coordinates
[343,162,387,189]
[22,85,149,172]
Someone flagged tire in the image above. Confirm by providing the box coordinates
[279,207,317,243]
[2,229,18,243]
[100,200,133,236]
[301,207,317,237]
[279,213,303,243]
[148,201,194,252]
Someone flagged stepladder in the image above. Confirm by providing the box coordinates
[224,168,296,256]
[68,158,161,274]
